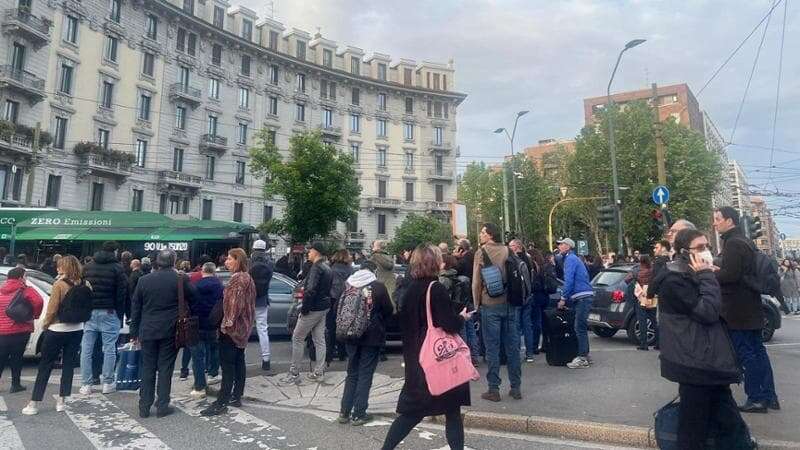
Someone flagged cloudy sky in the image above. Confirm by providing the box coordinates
[241,0,800,236]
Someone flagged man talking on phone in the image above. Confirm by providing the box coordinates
[713,206,779,414]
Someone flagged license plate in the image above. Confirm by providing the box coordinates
[588,313,601,322]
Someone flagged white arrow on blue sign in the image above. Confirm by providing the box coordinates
[652,185,670,205]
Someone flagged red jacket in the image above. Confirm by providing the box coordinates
[0,278,44,335]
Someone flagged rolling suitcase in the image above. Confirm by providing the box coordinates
[543,308,578,366]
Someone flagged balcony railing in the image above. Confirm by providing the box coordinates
[0,132,35,157]
[368,197,402,210]
[168,82,202,105]
[199,134,228,152]
[427,201,451,211]
[3,8,50,44]
[158,170,202,188]
[427,168,455,181]
[0,65,45,98]
[317,124,342,136]
[430,140,452,149]
[346,231,366,242]
[81,154,132,176]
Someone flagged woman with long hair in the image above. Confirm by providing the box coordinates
[381,244,470,450]
[326,249,353,365]
[201,248,256,416]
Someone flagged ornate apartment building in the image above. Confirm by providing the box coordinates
[0,0,466,249]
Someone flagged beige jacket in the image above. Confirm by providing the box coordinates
[472,242,509,308]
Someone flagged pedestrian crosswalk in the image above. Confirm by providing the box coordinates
[63,395,169,449]
[0,397,24,450]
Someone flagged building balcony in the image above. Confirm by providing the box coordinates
[0,65,45,102]
[427,201,451,212]
[2,8,50,47]
[346,231,366,243]
[317,124,342,140]
[168,82,202,107]
[367,197,402,211]
[79,154,132,185]
[428,140,453,154]
[426,168,455,182]
[0,132,35,160]
[199,134,228,154]
[158,170,202,193]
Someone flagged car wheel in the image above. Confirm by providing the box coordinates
[762,314,775,343]
[627,318,656,346]
[592,327,618,338]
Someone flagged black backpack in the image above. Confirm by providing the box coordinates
[505,253,530,306]
[753,251,781,296]
[5,288,33,323]
[58,279,94,323]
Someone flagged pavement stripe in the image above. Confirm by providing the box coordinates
[62,395,169,449]
[0,397,24,450]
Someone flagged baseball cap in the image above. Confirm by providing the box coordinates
[556,238,576,248]
[252,239,267,250]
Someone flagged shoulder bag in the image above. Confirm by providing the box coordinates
[175,273,199,348]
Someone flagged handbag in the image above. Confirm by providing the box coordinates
[418,281,479,396]
[5,288,33,323]
[635,283,658,309]
[115,341,142,391]
[175,273,199,348]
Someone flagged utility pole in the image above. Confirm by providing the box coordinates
[24,121,40,206]
[651,83,667,185]
[502,166,510,235]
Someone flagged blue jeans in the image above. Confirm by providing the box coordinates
[480,303,521,391]
[81,310,121,385]
[569,296,593,357]
[459,314,480,358]
[518,299,535,357]
[181,348,191,372]
[190,330,219,390]
[729,329,777,404]
[340,344,380,418]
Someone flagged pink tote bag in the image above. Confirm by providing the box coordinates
[419,281,480,396]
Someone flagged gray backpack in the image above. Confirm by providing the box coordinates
[336,284,373,341]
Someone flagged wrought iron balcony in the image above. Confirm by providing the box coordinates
[199,134,228,154]
[3,9,50,46]
[158,170,202,191]
[367,197,402,210]
[428,140,453,154]
[80,154,132,183]
[0,132,35,159]
[346,231,366,242]
[168,82,202,107]
[0,65,45,101]
[427,201,451,212]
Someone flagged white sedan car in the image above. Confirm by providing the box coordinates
[0,267,54,357]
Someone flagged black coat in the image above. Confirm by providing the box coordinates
[130,268,197,341]
[83,250,128,320]
[249,251,274,307]
[455,251,474,279]
[193,276,223,330]
[716,227,763,330]
[329,262,354,304]
[396,278,470,416]
[302,259,332,314]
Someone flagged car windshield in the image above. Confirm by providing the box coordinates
[0,274,52,296]
[592,270,628,287]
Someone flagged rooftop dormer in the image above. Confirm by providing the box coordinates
[206,0,231,30]
[256,17,285,52]
[284,28,312,61]
[339,46,365,76]
[227,5,258,42]
[366,53,391,82]
[392,58,417,87]
[417,60,454,92]
[309,32,338,69]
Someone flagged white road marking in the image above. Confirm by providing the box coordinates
[765,342,800,347]
[0,397,24,450]
[63,394,169,450]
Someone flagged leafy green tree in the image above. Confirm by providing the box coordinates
[457,162,504,244]
[389,214,453,255]
[507,154,560,249]
[249,130,361,244]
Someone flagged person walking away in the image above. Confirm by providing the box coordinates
[200,249,256,416]
[130,250,196,418]
[337,261,393,426]
[127,259,143,320]
[440,254,479,365]
[381,245,470,450]
[188,262,224,398]
[779,259,799,314]
[792,262,800,315]
[369,240,397,301]
[140,257,152,275]
[283,243,332,383]
[509,239,535,362]
[22,256,90,415]
[556,238,594,369]
[472,223,522,402]
[328,249,354,365]
[0,268,44,393]
[81,241,128,395]
[249,240,274,372]
[657,228,752,449]
[713,207,779,413]
[634,255,659,350]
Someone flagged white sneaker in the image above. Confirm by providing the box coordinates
[206,375,221,385]
[56,397,66,412]
[21,402,38,416]
[102,383,116,394]
[79,385,92,395]
[566,357,590,369]
[190,389,207,399]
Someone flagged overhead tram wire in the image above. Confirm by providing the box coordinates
[768,0,789,184]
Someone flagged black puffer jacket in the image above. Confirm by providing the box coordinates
[249,251,273,308]
[657,257,741,386]
[302,258,332,314]
[84,250,128,320]
[716,227,763,330]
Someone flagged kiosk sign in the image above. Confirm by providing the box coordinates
[144,242,189,252]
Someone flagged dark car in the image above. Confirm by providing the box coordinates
[588,264,782,344]
[215,270,299,336]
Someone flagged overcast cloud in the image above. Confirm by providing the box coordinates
[240,0,800,236]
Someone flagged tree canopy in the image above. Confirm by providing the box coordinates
[389,213,453,255]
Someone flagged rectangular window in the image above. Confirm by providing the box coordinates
[233,202,243,222]
[403,123,414,141]
[350,56,360,75]
[237,122,248,145]
[145,14,157,39]
[202,199,213,220]
[235,161,246,184]
[295,103,305,122]
[241,54,250,76]
[377,63,387,81]
[376,119,387,138]
[405,151,414,170]
[323,109,333,128]
[267,130,276,144]
[434,127,443,145]
[207,115,218,136]
[205,155,215,180]
[378,214,386,235]
[105,35,118,62]
[296,73,305,92]
[269,64,279,85]
[378,180,387,198]
[182,0,193,14]
[350,114,360,133]
[268,96,278,115]
[53,117,67,149]
[179,66,190,87]
[329,82,336,100]
[404,68,413,86]
[238,87,250,109]
[320,80,328,99]
[435,184,444,202]
[322,49,333,67]
[159,194,167,214]
[268,30,279,50]
[405,182,414,202]
[378,93,387,111]
[187,33,196,56]
[3,100,19,123]
[135,139,147,167]
[176,28,185,51]
[350,143,360,162]
[64,15,78,43]
[212,44,222,66]
[173,147,184,172]
[208,78,220,99]
[435,154,443,173]
[351,88,360,106]
[142,52,155,76]
[442,74,447,90]
[296,40,306,60]
[175,106,186,130]
[90,183,104,211]
[263,205,273,222]
[434,101,443,118]
[433,73,440,90]
[131,189,143,212]
[98,128,109,149]
[110,0,121,22]
[100,82,114,108]
[405,97,413,114]
[213,6,224,28]
[377,147,387,167]
[11,43,25,71]
[45,175,61,207]
[241,19,253,41]
[138,93,151,120]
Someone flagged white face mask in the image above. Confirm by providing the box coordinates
[697,250,714,265]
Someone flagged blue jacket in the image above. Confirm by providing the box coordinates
[561,251,593,300]
[193,276,224,330]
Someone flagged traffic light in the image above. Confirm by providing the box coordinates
[597,205,616,230]
[749,216,763,239]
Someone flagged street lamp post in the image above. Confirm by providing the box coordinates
[606,39,645,256]
[495,110,529,237]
